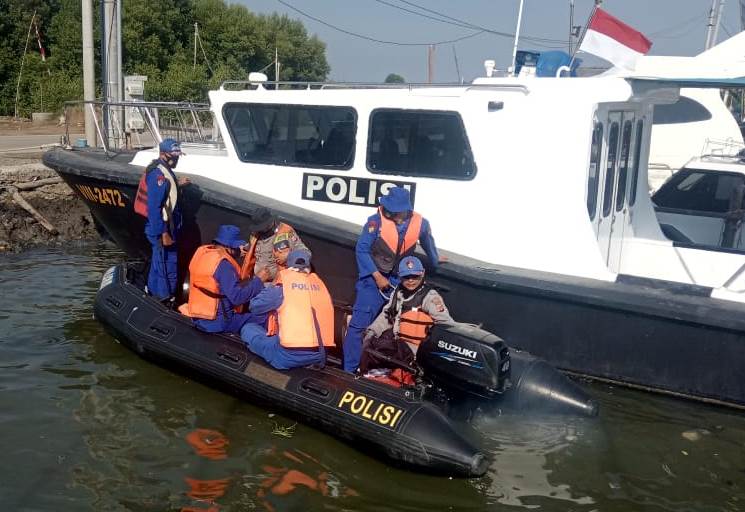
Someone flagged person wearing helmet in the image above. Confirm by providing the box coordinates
[134,138,190,305]
[240,250,335,370]
[359,256,454,375]
[178,225,267,333]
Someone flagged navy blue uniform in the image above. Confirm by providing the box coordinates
[342,212,438,372]
[145,159,182,300]
[240,286,326,370]
[193,260,266,333]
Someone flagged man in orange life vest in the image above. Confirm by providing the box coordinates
[342,186,440,372]
[240,250,335,370]
[359,256,453,374]
[134,138,189,304]
[179,225,267,333]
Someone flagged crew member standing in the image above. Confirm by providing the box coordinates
[134,138,189,304]
[342,186,440,372]
[240,250,335,370]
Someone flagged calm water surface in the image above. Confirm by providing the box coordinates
[1,246,744,511]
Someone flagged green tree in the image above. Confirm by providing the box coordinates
[0,0,60,115]
[0,0,331,116]
[385,73,405,83]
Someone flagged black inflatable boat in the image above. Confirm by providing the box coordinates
[94,263,597,477]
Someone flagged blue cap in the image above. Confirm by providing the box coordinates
[398,256,424,277]
[159,138,182,155]
[213,225,246,249]
[287,249,311,270]
[379,186,412,213]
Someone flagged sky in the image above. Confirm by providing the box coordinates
[235,0,744,82]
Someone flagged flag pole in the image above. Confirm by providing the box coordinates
[568,3,600,70]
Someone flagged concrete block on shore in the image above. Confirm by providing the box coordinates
[31,113,54,123]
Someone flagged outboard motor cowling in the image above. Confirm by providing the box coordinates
[417,323,510,400]
[505,349,598,417]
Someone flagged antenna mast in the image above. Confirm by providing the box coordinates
[510,0,526,76]
[705,0,726,50]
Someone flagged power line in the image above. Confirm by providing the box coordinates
[371,0,566,48]
[276,0,486,46]
[371,0,477,31]
[390,0,566,44]
[647,10,709,38]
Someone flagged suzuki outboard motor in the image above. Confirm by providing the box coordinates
[417,323,598,417]
[504,349,598,417]
[417,323,511,400]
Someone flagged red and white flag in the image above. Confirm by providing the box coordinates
[33,18,46,62]
[579,8,652,71]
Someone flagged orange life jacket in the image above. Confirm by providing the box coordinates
[134,160,162,218]
[179,245,241,320]
[371,208,423,274]
[398,309,434,345]
[267,269,335,349]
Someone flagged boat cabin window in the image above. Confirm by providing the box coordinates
[652,169,745,214]
[602,122,620,217]
[615,120,633,212]
[366,109,476,180]
[223,103,357,169]
[587,122,603,219]
[629,119,643,206]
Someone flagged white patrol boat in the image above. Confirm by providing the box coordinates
[44,31,745,409]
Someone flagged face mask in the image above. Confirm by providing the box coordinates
[168,155,180,168]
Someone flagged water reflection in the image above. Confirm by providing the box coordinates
[474,412,596,509]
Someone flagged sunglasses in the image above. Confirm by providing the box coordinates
[382,209,408,220]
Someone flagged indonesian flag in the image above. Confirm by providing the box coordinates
[579,8,652,71]
[33,18,46,61]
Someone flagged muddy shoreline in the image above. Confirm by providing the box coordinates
[0,154,101,252]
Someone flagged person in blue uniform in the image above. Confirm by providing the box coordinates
[137,138,189,304]
[342,186,440,372]
[180,225,268,333]
[240,250,335,370]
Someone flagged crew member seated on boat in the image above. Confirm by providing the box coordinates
[342,186,440,372]
[359,256,454,374]
[178,225,267,333]
[134,138,190,306]
[239,250,335,370]
[269,232,292,278]
[241,207,310,283]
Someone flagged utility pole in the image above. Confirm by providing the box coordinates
[569,0,574,54]
[101,0,122,148]
[510,0,525,76]
[82,0,96,146]
[427,44,435,83]
[705,0,726,50]
[275,47,280,89]
[193,23,198,69]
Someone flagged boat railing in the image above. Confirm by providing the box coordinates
[700,137,745,159]
[219,80,530,95]
[62,100,224,153]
